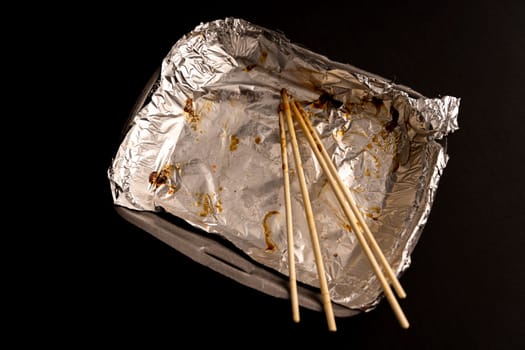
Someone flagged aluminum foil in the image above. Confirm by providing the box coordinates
[108,18,460,312]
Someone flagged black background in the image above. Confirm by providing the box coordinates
[62,1,525,348]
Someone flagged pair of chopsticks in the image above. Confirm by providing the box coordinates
[278,89,409,331]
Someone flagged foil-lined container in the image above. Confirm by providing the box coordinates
[108,18,460,314]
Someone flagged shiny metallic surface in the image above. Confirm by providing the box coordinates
[108,18,460,312]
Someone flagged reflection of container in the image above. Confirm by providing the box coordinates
[114,68,358,316]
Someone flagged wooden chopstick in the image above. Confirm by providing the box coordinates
[281,89,337,332]
[278,105,300,323]
[293,102,407,299]
[290,100,409,329]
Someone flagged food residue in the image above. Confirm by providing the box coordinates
[262,210,279,252]
[199,193,212,217]
[195,192,222,217]
[243,64,257,72]
[201,100,214,114]
[183,98,200,131]
[310,92,343,110]
[148,163,179,194]
[343,220,364,233]
[254,136,262,144]
[335,129,345,139]
[371,153,381,177]
[230,135,240,151]
[149,170,167,188]
[366,206,381,221]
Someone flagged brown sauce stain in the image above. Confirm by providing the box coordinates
[262,210,280,252]
[365,213,378,221]
[259,50,268,64]
[243,64,257,72]
[365,207,381,221]
[371,153,380,171]
[343,220,364,232]
[230,135,240,151]
[195,191,222,217]
[254,136,262,144]
[201,100,214,114]
[198,193,213,217]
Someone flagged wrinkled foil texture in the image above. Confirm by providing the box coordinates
[108,18,460,312]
